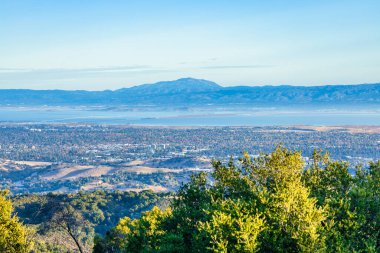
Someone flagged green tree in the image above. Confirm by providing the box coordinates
[0,190,30,253]
[303,151,380,252]
[107,206,183,253]
[210,146,326,252]
[97,146,379,252]
[101,145,327,252]
[170,172,212,251]
[198,199,266,253]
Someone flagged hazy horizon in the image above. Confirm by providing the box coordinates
[1,0,380,90]
[0,77,379,91]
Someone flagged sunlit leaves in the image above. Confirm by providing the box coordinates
[98,145,379,253]
[0,190,30,253]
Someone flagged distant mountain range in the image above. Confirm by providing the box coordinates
[1,78,379,106]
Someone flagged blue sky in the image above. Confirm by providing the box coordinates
[1,0,379,90]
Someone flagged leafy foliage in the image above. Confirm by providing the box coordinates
[303,151,380,252]
[0,190,30,253]
[97,146,380,252]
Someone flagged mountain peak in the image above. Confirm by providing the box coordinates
[122,78,222,94]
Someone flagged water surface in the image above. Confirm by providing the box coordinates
[0,106,379,126]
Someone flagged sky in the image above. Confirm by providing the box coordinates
[1,0,380,90]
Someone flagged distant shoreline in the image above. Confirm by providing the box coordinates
[0,122,379,134]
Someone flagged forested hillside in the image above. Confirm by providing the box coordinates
[11,190,170,252]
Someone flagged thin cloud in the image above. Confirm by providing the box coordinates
[0,66,154,74]
[200,65,273,69]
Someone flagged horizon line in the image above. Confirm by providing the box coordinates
[0,77,379,92]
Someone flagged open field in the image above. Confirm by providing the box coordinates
[296,125,380,134]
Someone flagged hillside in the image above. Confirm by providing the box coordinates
[0,78,379,106]
[12,190,170,252]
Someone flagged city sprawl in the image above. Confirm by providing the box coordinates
[0,124,379,194]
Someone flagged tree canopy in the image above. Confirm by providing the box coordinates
[96,146,380,253]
